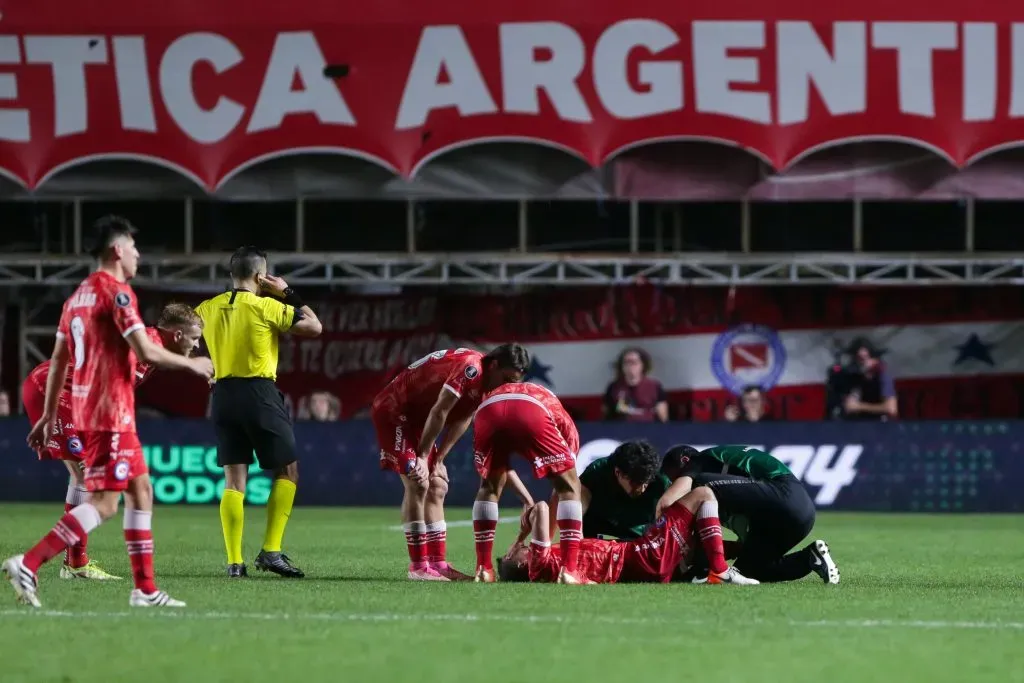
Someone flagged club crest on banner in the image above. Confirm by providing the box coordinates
[710,324,786,396]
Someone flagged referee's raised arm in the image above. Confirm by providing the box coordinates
[195,246,322,579]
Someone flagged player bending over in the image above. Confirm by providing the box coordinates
[471,381,593,584]
[498,488,758,585]
[20,302,204,581]
[659,445,840,585]
[372,345,529,581]
[3,216,214,609]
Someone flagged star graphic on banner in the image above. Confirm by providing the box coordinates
[953,334,996,367]
[524,356,554,386]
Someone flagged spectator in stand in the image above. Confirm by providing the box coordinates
[841,338,898,421]
[0,390,10,417]
[603,347,669,423]
[308,391,340,422]
[724,385,771,422]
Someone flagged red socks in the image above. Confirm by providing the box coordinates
[556,500,583,573]
[63,484,90,568]
[472,501,499,570]
[424,522,447,567]
[696,501,729,575]
[124,508,157,594]
[403,521,427,570]
[24,504,102,574]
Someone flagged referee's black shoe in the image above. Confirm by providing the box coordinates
[227,563,248,578]
[254,550,305,578]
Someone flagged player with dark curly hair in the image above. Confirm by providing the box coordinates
[545,440,667,541]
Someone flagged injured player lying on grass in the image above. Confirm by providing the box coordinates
[497,487,759,585]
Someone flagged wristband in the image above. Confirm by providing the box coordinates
[282,287,305,309]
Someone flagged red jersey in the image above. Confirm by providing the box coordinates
[528,539,626,584]
[28,327,161,398]
[527,504,696,584]
[482,382,580,454]
[133,327,164,387]
[374,348,485,424]
[56,271,146,433]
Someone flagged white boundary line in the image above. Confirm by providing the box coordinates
[0,609,1021,631]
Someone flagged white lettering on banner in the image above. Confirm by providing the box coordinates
[1011,24,1024,117]
[247,32,355,133]
[0,37,29,142]
[24,36,108,137]
[871,22,958,118]
[500,23,591,123]
[396,26,498,130]
[776,22,866,126]
[6,20,1024,185]
[160,33,246,144]
[962,23,997,122]
[692,21,771,124]
[593,20,683,120]
[576,440,862,507]
[112,37,157,133]
[803,445,862,506]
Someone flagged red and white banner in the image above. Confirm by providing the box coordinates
[2,1,1024,192]
[132,286,1024,421]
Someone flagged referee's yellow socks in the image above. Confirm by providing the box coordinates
[220,489,245,565]
[262,478,297,553]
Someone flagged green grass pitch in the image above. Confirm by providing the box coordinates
[0,505,1022,683]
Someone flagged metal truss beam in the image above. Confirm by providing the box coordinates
[0,253,1023,286]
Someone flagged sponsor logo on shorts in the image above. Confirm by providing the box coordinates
[465,365,479,380]
[532,453,568,470]
[710,323,787,396]
[393,426,404,454]
[379,449,397,465]
[113,460,131,481]
[67,437,83,455]
[115,292,131,308]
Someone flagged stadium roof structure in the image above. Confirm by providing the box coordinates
[2,253,1024,287]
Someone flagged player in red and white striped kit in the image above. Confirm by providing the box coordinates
[372,345,529,580]
[471,381,589,584]
[3,217,213,609]
[20,303,204,582]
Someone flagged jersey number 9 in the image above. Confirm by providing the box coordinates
[70,316,86,370]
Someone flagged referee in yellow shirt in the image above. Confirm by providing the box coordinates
[196,246,323,578]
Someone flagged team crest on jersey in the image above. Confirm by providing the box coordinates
[464,365,479,379]
[113,460,130,481]
[710,323,787,396]
[114,292,131,308]
[67,437,83,455]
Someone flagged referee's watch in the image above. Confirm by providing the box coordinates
[282,287,305,309]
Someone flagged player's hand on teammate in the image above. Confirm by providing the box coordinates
[258,274,289,297]
[27,415,55,452]
[654,495,671,520]
[187,356,215,380]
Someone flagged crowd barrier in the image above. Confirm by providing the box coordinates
[3,419,1021,512]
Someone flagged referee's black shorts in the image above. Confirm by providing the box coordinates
[210,378,297,471]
